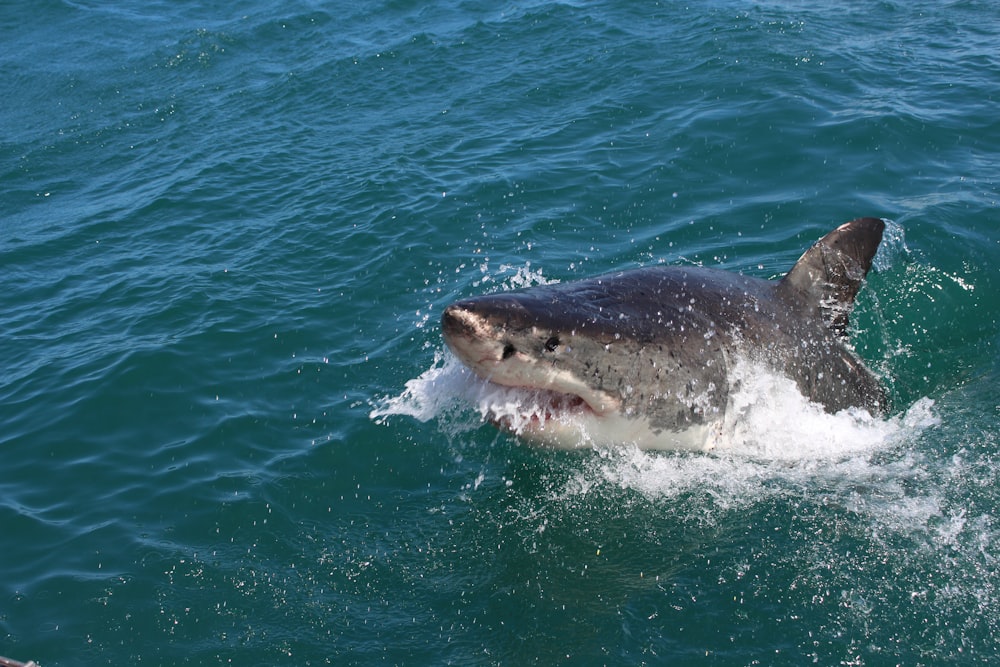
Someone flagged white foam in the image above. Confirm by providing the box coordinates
[556,359,938,507]
[369,350,481,429]
[370,349,590,439]
[372,350,936,461]
[712,357,932,461]
[546,396,939,523]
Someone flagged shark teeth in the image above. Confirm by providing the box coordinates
[471,382,592,435]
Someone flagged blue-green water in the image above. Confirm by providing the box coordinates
[2,1,998,664]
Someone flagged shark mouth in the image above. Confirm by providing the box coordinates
[475,383,593,434]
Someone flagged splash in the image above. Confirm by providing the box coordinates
[557,356,936,508]
[369,350,480,429]
[712,357,935,461]
[371,348,936,463]
[555,392,937,509]
[369,349,591,439]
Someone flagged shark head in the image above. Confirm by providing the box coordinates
[440,276,728,450]
[441,295,621,415]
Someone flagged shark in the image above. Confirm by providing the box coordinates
[440,217,889,450]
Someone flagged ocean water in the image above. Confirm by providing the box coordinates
[2,0,998,664]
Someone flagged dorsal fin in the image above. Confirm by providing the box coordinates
[779,217,885,337]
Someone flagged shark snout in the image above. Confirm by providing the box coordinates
[441,302,503,366]
[442,298,542,377]
[441,302,497,345]
[441,303,474,341]
[442,297,527,345]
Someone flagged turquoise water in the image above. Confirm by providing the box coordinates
[2,0,998,664]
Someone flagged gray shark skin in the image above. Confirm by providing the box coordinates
[441,218,888,450]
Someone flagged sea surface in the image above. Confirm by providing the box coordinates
[2,0,998,665]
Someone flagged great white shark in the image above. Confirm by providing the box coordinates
[441,217,889,450]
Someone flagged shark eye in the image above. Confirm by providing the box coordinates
[544,336,560,352]
[501,343,517,360]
